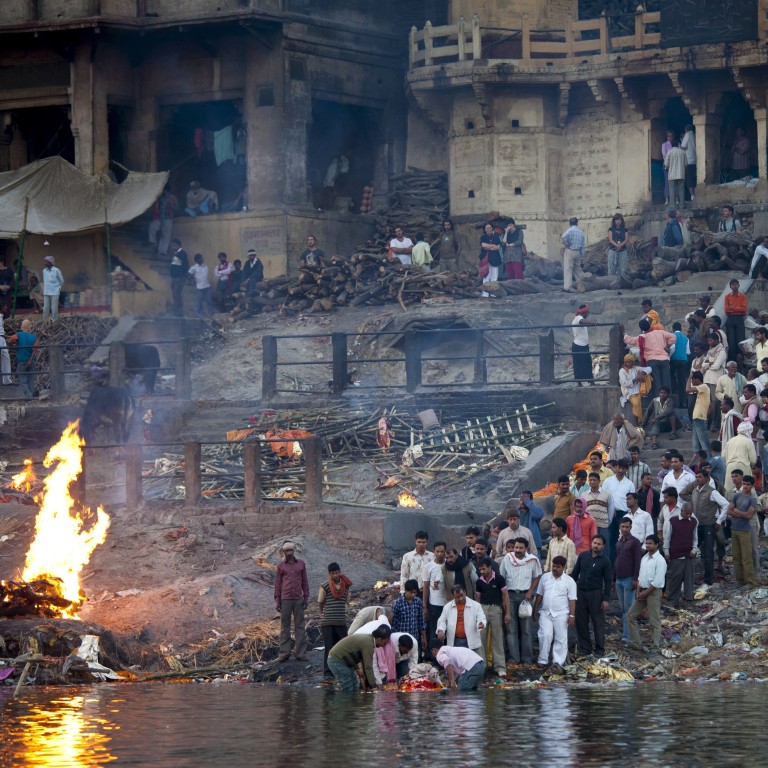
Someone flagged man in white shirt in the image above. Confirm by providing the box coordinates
[534,555,577,668]
[624,492,655,548]
[661,454,696,494]
[680,124,697,201]
[627,534,668,652]
[602,458,635,562]
[436,585,486,655]
[750,235,768,279]
[391,632,419,679]
[499,538,541,663]
[389,226,414,265]
[188,253,214,320]
[399,531,434,593]
[544,518,577,574]
[422,541,447,643]
[430,641,485,690]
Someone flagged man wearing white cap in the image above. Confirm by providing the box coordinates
[41,255,64,321]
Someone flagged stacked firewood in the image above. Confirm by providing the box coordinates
[283,254,481,312]
[650,228,757,286]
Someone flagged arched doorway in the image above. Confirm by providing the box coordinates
[718,92,756,181]
[650,97,692,204]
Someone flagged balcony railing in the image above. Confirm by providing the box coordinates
[410,10,674,69]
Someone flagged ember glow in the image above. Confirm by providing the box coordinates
[11,459,37,492]
[397,491,423,509]
[20,421,110,618]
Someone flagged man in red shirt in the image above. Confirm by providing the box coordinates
[724,278,747,365]
[274,541,310,662]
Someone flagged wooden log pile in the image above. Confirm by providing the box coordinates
[649,228,756,286]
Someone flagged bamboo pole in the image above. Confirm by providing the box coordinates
[105,205,113,315]
[11,197,29,319]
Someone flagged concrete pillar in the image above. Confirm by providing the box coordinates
[756,108,767,181]
[70,44,95,174]
[92,52,109,174]
[283,57,311,204]
[245,41,284,208]
[692,115,718,188]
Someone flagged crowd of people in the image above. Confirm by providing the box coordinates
[273,280,768,690]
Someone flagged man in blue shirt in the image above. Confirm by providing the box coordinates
[8,319,38,398]
[392,579,426,656]
[561,217,586,293]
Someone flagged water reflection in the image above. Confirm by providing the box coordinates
[1,689,117,767]
[0,683,764,767]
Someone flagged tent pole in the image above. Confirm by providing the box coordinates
[11,197,29,319]
[105,205,112,315]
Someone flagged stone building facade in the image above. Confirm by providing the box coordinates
[0,0,435,305]
[406,0,768,258]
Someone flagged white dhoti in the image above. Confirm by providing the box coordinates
[537,611,569,666]
[0,335,12,385]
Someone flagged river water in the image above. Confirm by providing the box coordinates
[0,683,762,766]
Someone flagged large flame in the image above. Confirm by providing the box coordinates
[21,421,110,618]
[397,491,423,509]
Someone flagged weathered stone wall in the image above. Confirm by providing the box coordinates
[450,0,577,27]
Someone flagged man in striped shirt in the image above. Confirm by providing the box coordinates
[561,217,586,292]
[318,562,351,676]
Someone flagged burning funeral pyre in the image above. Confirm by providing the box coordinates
[1,421,110,618]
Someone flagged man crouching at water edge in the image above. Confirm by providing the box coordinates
[327,626,392,691]
[430,639,485,691]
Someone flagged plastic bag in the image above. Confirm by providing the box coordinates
[518,599,532,618]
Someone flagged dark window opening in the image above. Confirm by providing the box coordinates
[308,99,380,210]
[466,120,475,129]
[468,190,475,198]
[157,99,247,214]
[258,86,275,107]
[108,104,132,182]
[718,92,757,183]
[10,106,74,168]
[514,187,522,195]
[289,59,306,81]
[511,119,520,128]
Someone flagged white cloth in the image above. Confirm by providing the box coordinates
[750,244,768,276]
[602,475,636,522]
[436,598,487,650]
[499,552,542,590]
[348,606,385,635]
[423,561,447,607]
[390,237,413,266]
[572,315,589,347]
[435,645,483,675]
[536,572,577,617]
[399,549,434,592]
[661,468,696,494]
[638,550,667,590]
[0,334,11,385]
[42,265,64,296]
[188,263,211,290]
[353,615,390,636]
[681,130,697,165]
